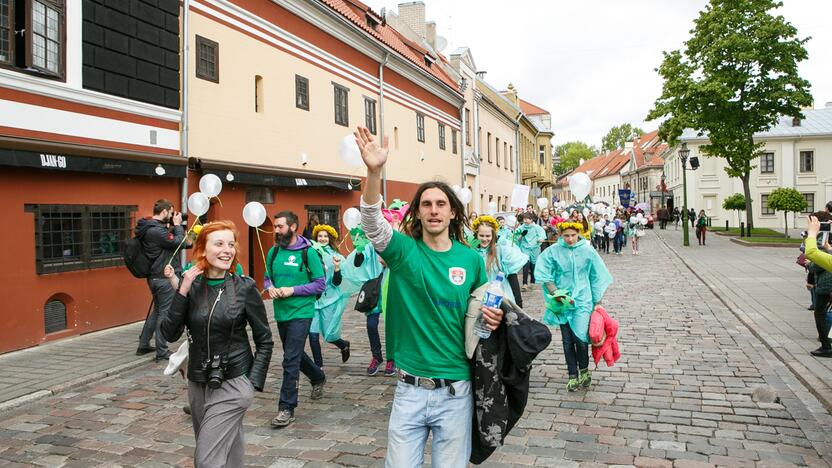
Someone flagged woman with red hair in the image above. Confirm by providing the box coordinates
[162,220,273,467]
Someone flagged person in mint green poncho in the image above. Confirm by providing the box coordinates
[342,242,395,376]
[308,225,355,368]
[517,212,547,290]
[472,215,528,307]
[535,221,612,392]
[496,216,514,245]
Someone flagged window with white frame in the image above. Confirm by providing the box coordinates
[802,193,815,214]
[761,194,775,215]
[800,150,814,173]
[760,152,774,174]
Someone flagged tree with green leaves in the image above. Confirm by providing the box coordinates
[721,193,748,227]
[554,141,597,175]
[601,124,644,153]
[647,0,813,230]
[767,187,806,237]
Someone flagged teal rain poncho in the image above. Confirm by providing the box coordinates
[475,242,529,304]
[534,237,613,343]
[498,226,514,245]
[311,244,357,342]
[342,243,386,316]
[517,222,546,264]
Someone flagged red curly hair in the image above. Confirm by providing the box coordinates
[192,220,241,274]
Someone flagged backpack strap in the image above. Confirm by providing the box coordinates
[266,246,278,283]
[300,247,313,282]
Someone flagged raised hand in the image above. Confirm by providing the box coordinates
[179,266,203,296]
[354,126,389,172]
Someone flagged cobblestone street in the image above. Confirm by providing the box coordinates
[1,231,832,467]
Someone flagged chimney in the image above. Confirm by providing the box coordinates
[624,141,634,150]
[398,2,426,39]
[792,117,801,127]
[503,83,518,106]
[425,21,436,49]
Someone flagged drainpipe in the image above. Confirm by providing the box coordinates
[514,112,522,185]
[379,53,389,201]
[180,0,190,265]
[459,99,465,187]
[533,128,540,199]
[472,95,481,212]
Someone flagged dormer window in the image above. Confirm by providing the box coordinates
[423,54,434,67]
[365,13,378,30]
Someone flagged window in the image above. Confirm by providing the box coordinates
[451,129,458,155]
[416,113,425,142]
[438,123,446,150]
[26,204,137,274]
[196,35,219,83]
[477,127,482,160]
[465,108,471,145]
[30,0,63,75]
[364,97,377,134]
[761,194,775,215]
[333,83,349,126]
[504,142,508,169]
[760,152,774,173]
[295,75,309,110]
[305,205,340,237]
[802,193,815,214]
[800,150,814,173]
[254,75,263,113]
[496,138,500,167]
[1,0,11,65]
[539,145,545,165]
[510,145,513,171]
[487,132,492,163]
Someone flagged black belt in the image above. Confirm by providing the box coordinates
[397,370,458,391]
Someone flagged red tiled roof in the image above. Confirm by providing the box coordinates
[518,98,549,116]
[319,0,459,91]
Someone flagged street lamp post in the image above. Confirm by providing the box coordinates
[660,174,667,209]
[679,142,690,247]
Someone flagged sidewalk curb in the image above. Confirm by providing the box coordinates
[655,232,832,414]
[729,237,801,248]
[0,357,152,412]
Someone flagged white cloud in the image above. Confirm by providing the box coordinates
[363,0,832,150]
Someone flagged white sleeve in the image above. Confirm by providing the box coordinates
[360,196,393,253]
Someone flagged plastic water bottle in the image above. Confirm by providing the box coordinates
[475,272,505,339]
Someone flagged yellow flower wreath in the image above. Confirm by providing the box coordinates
[311,224,339,241]
[556,221,583,233]
[471,215,499,232]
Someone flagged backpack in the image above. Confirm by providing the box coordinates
[266,245,325,300]
[355,273,384,313]
[124,233,158,278]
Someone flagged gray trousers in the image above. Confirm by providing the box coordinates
[139,278,175,358]
[188,375,254,468]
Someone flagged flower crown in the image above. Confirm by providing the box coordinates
[312,224,339,241]
[471,215,499,232]
[556,221,583,232]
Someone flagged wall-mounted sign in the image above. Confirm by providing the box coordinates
[0,148,186,178]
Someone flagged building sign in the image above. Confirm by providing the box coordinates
[0,148,186,178]
[618,189,632,208]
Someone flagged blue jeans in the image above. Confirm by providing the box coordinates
[613,233,624,253]
[139,278,174,358]
[560,323,588,378]
[366,313,383,362]
[386,380,473,467]
[276,318,325,410]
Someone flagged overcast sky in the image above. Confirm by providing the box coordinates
[362,0,832,151]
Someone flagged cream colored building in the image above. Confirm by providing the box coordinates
[502,85,554,204]
[475,78,519,213]
[667,106,832,230]
[620,131,669,213]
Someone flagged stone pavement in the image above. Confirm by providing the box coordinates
[653,226,832,413]
[1,231,832,467]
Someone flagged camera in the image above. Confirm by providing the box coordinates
[203,354,227,389]
[801,222,832,238]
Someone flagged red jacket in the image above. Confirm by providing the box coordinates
[589,306,620,367]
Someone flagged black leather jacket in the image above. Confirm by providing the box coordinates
[162,274,273,391]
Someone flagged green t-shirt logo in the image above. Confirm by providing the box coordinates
[284,255,299,267]
[449,267,466,285]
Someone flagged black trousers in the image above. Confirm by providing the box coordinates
[523,261,536,285]
[814,292,831,350]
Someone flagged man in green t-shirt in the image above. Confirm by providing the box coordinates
[354,126,503,467]
[266,211,327,428]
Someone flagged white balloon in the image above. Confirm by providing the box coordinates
[340,135,363,167]
[582,208,590,217]
[506,215,517,227]
[199,174,223,198]
[343,207,361,230]
[640,218,648,226]
[458,188,473,204]
[569,172,592,201]
[242,201,267,227]
[636,213,644,220]
[187,192,210,217]
[561,211,570,219]
[487,201,498,215]
[536,197,548,209]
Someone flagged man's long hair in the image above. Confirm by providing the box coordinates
[403,181,469,245]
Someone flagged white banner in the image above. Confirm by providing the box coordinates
[510,184,531,209]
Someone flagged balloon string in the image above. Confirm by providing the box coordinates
[256,227,275,234]
[254,227,267,272]
[214,196,223,207]
[167,217,202,267]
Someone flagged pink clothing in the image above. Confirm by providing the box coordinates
[589,306,620,367]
